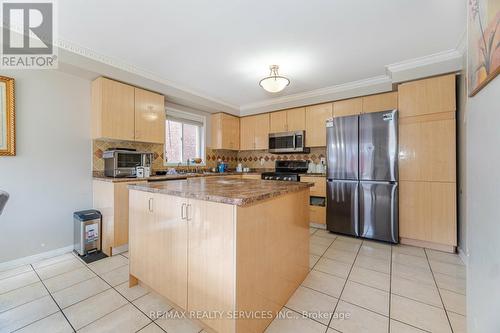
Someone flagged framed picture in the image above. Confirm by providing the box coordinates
[0,76,15,156]
[468,0,500,96]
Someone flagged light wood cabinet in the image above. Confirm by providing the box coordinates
[301,176,326,225]
[399,113,456,182]
[397,74,457,252]
[239,114,269,150]
[399,181,456,246]
[129,191,188,308]
[211,113,240,150]
[269,107,306,133]
[305,103,333,147]
[92,77,135,141]
[362,92,398,113]
[398,74,456,117]
[333,98,362,117]
[134,88,165,144]
[254,113,270,150]
[93,179,146,256]
[92,77,166,144]
[286,107,306,131]
[129,189,309,333]
[241,174,261,180]
[269,110,287,133]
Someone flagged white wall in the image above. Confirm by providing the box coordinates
[0,70,92,263]
[466,75,500,332]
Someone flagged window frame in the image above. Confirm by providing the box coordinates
[164,108,206,167]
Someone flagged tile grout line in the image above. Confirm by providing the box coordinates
[325,237,363,330]
[24,263,77,333]
[77,256,168,332]
[424,249,455,333]
[79,254,173,333]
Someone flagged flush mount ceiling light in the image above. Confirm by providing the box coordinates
[259,65,290,93]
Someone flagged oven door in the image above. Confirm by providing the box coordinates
[116,152,143,169]
[269,131,305,153]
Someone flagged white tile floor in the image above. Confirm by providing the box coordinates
[0,228,467,333]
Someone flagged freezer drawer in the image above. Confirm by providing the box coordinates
[326,180,359,237]
[326,116,359,180]
[359,110,398,181]
[359,181,398,243]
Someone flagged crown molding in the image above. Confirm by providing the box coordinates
[53,37,464,116]
[386,49,463,83]
[240,75,393,115]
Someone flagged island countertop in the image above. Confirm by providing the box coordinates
[128,176,313,206]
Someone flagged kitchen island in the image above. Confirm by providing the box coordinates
[128,177,312,333]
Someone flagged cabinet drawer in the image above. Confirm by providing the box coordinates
[301,177,326,197]
[309,205,326,225]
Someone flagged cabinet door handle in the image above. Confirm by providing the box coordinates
[181,203,187,220]
[148,198,153,212]
[187,204,192,221]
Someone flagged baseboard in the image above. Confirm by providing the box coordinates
[0,245,74,271]
[310,223,327,230]
[112,244,129,255]
[457,247,469,266]
[400,238,456,253]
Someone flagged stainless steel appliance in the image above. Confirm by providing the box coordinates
[261,160,308,181]
[103,149,153,178]
[268,131,308,153]
[326,110,398,243]
[74,210,101,256]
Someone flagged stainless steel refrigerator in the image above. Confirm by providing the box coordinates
[326,110,398,243]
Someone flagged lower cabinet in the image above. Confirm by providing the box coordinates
[93,179,147,256]
[129,191,188,308]
[300,176,326,225]
[129,190,236,332]
[399,181,457,247]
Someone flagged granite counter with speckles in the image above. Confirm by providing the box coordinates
[128,176,313,206]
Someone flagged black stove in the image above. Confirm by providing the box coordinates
[261,160,308,182]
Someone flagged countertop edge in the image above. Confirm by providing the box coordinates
[128,179,313,207]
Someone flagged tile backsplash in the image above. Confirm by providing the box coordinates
[92,139,165,172]
[93,140,326,172]
[208,147,326,170]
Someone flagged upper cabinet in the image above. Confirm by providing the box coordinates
[269,110,287,133]
[92,77,165,144]
[333,98,362,117]
[398,74,455,117]
[134,88,166,144]
[270,108,306,133]
[240,113,270,150]
[305,103,333,147]
[210,113,240,150]
[286,107,306,131]
[362,92,398,114]
[92,77,135,141]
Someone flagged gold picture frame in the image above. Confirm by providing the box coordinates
[0,76,15,156]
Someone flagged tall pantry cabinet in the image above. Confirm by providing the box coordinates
[397,74,457,252]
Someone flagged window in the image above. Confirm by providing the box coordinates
[165,109,205,165]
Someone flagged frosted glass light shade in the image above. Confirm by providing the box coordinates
[259,65,290,93]
[259,76,290,93]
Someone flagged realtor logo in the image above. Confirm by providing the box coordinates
[1,0,57,68]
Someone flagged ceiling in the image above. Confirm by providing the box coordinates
[58,0,465,112]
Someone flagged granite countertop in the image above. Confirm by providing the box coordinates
[92,171,264,183]
[128,176,313,206]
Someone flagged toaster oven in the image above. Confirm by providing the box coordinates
[103,150,153,178]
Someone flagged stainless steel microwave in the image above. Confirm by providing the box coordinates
[103,150,153,178]
[268,130,307,153]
